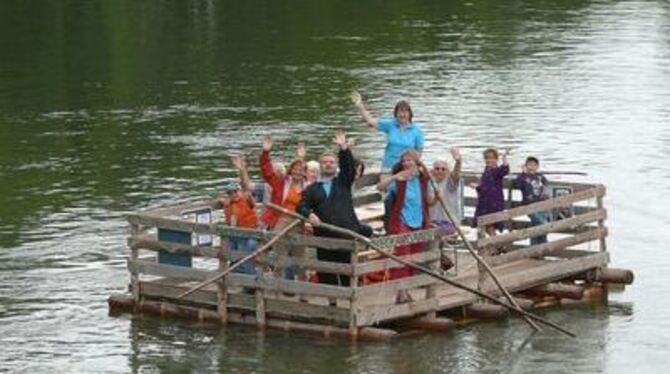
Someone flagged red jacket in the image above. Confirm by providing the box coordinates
[259,150,297,228]
[388,171,431,232]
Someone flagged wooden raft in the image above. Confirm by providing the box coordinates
[108,172,634,340]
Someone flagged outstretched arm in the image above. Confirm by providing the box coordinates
[334,129,355,187]
[449,147,462,185]
[295,141,306,161]
[351,91,378,129]
[259,134,281,188]
[231,155,252,192]
[498,149,510,178]
[377,169,412,191]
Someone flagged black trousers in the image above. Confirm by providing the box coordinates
[316,248,351,287]
[315,224,372,287]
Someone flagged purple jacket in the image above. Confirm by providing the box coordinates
[473,164,509,227]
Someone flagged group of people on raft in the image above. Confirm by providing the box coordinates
[219,91,552,303]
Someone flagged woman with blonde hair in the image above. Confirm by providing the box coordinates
[377,150,431,303]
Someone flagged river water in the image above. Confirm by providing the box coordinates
[1,0,668,373]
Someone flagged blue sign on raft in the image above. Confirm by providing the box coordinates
[157,207,212,267]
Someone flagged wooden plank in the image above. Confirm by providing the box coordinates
[464,197,596,216]
[357,298,440,326]
[128,235,220,258]
[350,243,362,335]
[483,252,610,294]
[551,249,597,259]
[596,195,607,252]
[217,247,228,324]
[128,260,216,281]
[353,192,382,207]
[142,199,217,218]
[369,228,440,249]
[477,185,605,226]
[127,213,217,235]
[361,251,610,325]
[477,209,606,248]
[130,223,140,302]
[140,280,351,324]
[140,280,218,306]
[462,172,599,192]
[354,172,381,190]
[228,250,354,275]
[226,274,353,299]
[356,250,441,275]
[217,226,356,251]
[358,274,438,298]
[267,298,350,324]
[484,227,607,266]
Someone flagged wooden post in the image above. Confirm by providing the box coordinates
[349,242,361,339]
[596,191,607,252]
[255,267,266,328]
[425,237,440,319]
[476,226,487,296]
[217,244,228,324]
[130,223,140,302]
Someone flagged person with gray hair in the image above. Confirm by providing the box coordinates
[428,147,463,235]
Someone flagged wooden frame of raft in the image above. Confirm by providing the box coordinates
[108,172,633,340]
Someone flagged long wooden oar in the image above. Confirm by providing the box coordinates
[510,171,587,176]
[267,203,575,338]
[176,219,301,299]
[423,168,541,332]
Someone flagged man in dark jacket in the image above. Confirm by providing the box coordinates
[298,130,372,287]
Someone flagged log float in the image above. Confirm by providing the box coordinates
[524,283,585,300]
[108,293,398,341]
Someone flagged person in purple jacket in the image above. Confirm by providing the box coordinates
[471,148,510,237]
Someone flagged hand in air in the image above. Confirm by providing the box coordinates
[395,168,414,181]
[262,134,273,151]
[333,129,347,149]
[350,90,363,106]
[230,154,245,170]
[296,141,306,160]
[450,146,461,161]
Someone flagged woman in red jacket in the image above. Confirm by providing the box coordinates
[259,134,306,280]
[377,150,431,302]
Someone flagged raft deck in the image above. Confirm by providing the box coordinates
[108,172,633,340]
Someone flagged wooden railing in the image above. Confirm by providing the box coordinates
[125,201,442,333]
[123,171,610,330]
[473,182,607,267]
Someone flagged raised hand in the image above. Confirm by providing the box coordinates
[450,146,462,161]
[502,149,510,165]
[333,129,347,149]
[230,154,246,170]
[395,168,414,182]
[262,134,273,151]
[350,90,363,106]
[295,141,306,160]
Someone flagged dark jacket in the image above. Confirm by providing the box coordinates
[513,172,549,205]
[298,148,368,238]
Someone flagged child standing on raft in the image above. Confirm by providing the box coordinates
[514,156,551,244]
[472,148,510,238]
